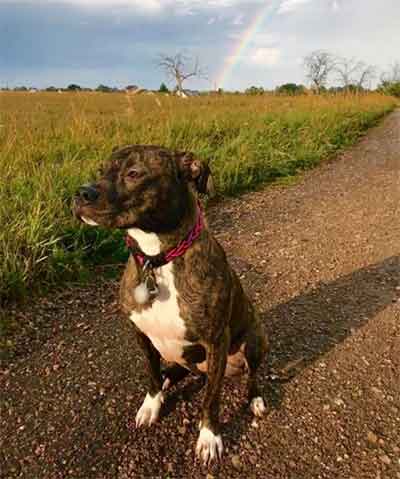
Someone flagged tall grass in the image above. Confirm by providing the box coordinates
[0,91,396,303]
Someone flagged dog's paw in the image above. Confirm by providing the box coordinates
[250,396,266,417]
[196,426,223,465]
[135,392,164,427]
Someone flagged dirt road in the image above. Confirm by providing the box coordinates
[1,111,400,479]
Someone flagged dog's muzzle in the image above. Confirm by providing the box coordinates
[76,184,99,204]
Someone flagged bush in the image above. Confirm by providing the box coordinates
[245,86,264,95]
[159,83,169,93]
[67,84,82,91]
[96,84,113,93]
[378,81,400,97]
[276,83,306,95]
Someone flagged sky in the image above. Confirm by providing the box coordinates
[1,0,399,90]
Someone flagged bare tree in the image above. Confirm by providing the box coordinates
[335,57,362,89]
[303,50,336,92]
[157,52,207,95]
[356,63,376,89]
[335,57,376,90]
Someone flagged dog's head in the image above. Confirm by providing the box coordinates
[73,145,215,232]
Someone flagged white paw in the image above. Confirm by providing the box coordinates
[250,396,266,417]
[135,392,164,427]
[196,426,223,465]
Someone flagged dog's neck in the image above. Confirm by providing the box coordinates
[127,229,162,255]
[127,193,199,256]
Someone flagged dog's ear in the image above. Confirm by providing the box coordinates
[177,152,216,197]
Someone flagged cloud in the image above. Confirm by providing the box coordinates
[249,47,281,66]
[0,0,268,19]
[1,0,162,7]
[277,0,312,14]
[252,32,280,45]
[0,0,263,9]
[232,13,244,25]
[2,0,400,92]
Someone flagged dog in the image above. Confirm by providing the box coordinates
[73,145,269,465]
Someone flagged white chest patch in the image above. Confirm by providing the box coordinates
[127,228,191,364]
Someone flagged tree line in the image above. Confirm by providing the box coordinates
[245,52,400,97]
[3,50,400,97]
[4,83,171,93]
[302,50,400,95]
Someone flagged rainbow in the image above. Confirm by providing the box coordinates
[216,2,274,89]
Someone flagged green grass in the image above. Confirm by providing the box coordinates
[0,91,396,304]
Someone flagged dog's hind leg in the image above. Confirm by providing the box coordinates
[161,363,190,390]
[134,328,164,428]
[244,321,269,417]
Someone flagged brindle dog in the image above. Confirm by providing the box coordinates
[73,145,268,465]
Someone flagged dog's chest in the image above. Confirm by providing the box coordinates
[128,229,190,364]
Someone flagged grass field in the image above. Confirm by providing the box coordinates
[0,91,396,305]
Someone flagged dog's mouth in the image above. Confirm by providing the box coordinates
[73,198,101,226]
[80,215,99,226]
[73,197,122,228]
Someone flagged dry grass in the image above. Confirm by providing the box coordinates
[0,91,396,304]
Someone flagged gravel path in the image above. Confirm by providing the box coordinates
[1,111,400,479]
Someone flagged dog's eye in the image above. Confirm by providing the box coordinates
[126,169,140,180]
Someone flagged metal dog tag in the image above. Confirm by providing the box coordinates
[134,261,159,305]
[142,260,159,301]
[144,273,159,300]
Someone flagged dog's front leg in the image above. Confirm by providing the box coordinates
[134,328,164,427]
[196,327,229,465]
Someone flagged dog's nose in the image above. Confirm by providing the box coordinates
[77,184,99,203]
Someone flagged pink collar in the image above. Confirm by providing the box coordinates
[125,205,204,269]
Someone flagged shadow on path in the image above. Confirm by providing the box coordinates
[266,255,399,373]
[221,255,399,450]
